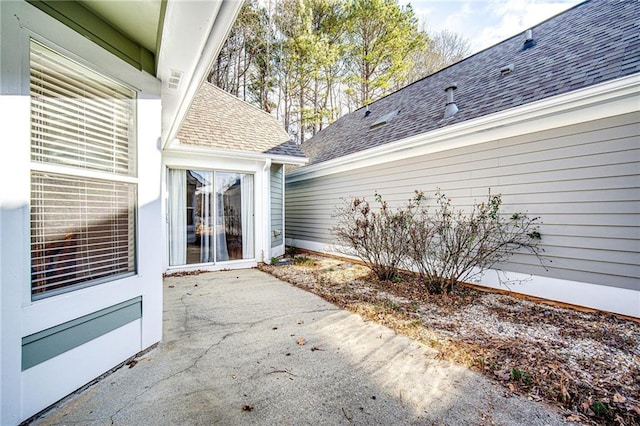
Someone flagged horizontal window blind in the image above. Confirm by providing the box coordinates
[31,172,136,295]
[29,40,137,298]
[30,40,136,176]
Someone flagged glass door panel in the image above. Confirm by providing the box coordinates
[168,168,253,266]
[186,170,214,264]
[215,172,254,261]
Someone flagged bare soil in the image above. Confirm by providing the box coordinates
[259,253,640,425]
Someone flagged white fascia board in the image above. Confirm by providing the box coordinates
[164,144,309,166]
[157,0,242,147]
[288,73,640,183]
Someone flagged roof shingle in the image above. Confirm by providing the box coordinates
[176,82,306,159]
[300,0,640,166]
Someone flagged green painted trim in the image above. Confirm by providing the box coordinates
[140,47,155,75]
[154,0,168,74]
[26,1,156,75]
[22,296,142,371]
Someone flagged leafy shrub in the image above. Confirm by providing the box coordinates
[286,244,297,257]
[511,368,533,384]
[293,255,317,266]
[331,193,421,281]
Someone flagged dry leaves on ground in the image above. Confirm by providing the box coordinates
[259,254,640,426]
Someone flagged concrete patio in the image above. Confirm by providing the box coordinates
[33,269,564,425]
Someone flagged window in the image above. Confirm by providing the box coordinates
[29,40,137,298]
[167,169,254,266]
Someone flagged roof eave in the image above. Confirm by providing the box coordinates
[165,144,309,165]
[289,73,640,183]
[158,0,243,147]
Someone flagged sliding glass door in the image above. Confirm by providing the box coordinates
[168,169,254,266]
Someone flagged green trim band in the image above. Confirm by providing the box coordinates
[26,1,156,74]
[22,296,142,370]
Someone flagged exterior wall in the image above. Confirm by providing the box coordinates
[286,112,640,317]
[270,164,284,255]
[0,3,163,423]
[161,148,272,271]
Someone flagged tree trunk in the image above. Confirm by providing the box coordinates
[299,82,305,144]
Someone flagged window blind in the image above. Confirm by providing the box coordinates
[30,40,136,176]
[29,40,137,298]
[31,172,136,295]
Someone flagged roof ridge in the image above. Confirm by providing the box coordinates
[300,0,639,165]
[361,0,592,112]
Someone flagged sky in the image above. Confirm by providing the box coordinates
[409,0,584,54]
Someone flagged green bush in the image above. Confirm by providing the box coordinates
[293,255,317,266]
[286,244,297,257]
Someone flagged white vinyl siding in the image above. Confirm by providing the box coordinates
[286,112,640,291]
[29,40,137,298]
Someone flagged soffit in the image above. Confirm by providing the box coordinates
[27,0,161,73]
[79,0,163,54]
[28,0,243,145]
[158,0,243,145]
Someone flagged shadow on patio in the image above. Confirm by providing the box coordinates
[33,269,563,425]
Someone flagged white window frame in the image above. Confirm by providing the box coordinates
[28,38,139,299]
[166,166,256,266]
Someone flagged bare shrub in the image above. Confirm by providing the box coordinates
[332,190,545,291]
[331,193,421,281]
[409,191,544,294]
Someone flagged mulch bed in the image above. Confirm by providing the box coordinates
[258,254,640,426]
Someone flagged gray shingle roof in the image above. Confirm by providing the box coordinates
[177,82,306,159]
[301,0,640,166]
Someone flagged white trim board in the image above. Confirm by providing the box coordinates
[285,238,640,318]
[165,259,258,275]
[164,144,308,166]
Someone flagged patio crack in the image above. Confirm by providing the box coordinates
[108,329,241,424]
[107,306,341,422]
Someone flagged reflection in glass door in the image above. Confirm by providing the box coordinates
[215,172,254,261]
[186,170,214,264]
[168,169,254,266]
